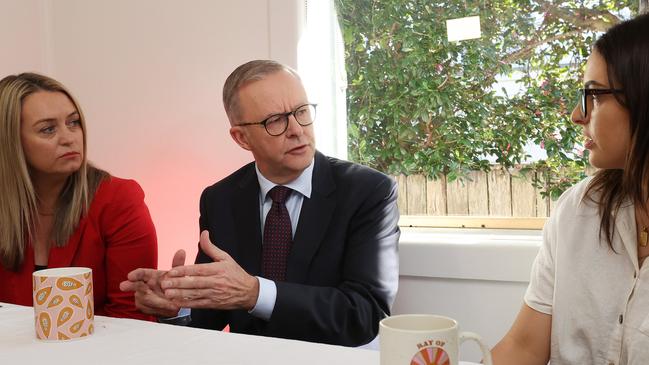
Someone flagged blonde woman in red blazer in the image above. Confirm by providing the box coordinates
[0,73,157,321]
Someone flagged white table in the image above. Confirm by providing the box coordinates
[0,302,478,365]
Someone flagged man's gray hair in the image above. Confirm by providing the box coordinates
[222,60,300,125]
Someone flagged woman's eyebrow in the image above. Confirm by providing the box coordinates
[584,80,607,88]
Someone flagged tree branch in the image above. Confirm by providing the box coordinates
[544,2,621,31]
[501,29,582,65]
[499,4,622,67]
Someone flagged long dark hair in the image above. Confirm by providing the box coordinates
[584,13,649,248]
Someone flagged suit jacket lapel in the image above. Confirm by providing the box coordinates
[287,152,336,282]
[232,165,263,276]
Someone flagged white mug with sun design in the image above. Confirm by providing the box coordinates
[32,267,94,341]
[380,314,492,365]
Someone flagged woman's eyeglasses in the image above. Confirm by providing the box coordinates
[578,88,624,118]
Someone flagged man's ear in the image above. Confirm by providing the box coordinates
[230,126,252,151]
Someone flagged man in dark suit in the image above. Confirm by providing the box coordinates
[121,60,399,346]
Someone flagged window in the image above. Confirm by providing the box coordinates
[302,1,639,228]
[298,0,349,160]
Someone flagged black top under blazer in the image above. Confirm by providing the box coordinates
[190,151,400,346]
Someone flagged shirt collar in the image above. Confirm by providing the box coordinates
[255,159,314,201]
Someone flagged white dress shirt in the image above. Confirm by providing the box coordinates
[525,177,649,364]
[248,160,314,320]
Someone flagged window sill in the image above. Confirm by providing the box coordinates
[399,215,547,230]
[399,227,542,283]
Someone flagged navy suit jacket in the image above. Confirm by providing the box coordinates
[190,151,400,346]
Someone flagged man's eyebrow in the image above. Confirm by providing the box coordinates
[258,102,310,121]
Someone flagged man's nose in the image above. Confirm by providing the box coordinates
[284,114,304,137]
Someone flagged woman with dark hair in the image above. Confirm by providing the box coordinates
[491,13,649,365]
[0,73,157,320]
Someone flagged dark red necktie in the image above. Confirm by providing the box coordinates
[262,186,293,281]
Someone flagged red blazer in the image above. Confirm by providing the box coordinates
[0,177,157,321]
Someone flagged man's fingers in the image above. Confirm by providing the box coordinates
[123,269,167,294]
[127,268,160,282]
[129,281,180,317]
[199,230,230,262]
[134,292,180,317]
[164,287,215,301]
[119,280,138,292]
[131,280,156,293]
[160,274,219,290]
[121,268,182,317]
[165,262,224,280]
[171,249,186,268]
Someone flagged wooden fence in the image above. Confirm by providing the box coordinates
[394,167,558,218]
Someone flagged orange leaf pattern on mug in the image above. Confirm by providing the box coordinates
[35,287,52,305]
[69,294,83,308]
[47,295,63,308]
[58,332,70,340]
[88,324,94,334]
[69,319,85,334]
[86,299,93,319]
[57,307,73,326]
[410,346,450,365]
[85,281,93,296]
[39,312,51,338]
[56,277,83,291]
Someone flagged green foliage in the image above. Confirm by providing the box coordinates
[336,0,636,199]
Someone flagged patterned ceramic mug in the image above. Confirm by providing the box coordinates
[32,267,94,341]
[380,314,493,365]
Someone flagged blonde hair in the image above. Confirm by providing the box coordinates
[222,60,300,125]
[0,73,107,270]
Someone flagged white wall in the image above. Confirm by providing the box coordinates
[395,228,541,362]
[0,0,49,74]
[0,0,302,268]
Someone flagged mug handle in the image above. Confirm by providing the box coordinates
[459,331,493,365]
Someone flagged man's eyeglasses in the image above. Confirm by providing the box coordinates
[237,103,317,136]
[578,88,623,118]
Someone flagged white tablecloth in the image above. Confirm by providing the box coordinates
[0,302,479,365]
